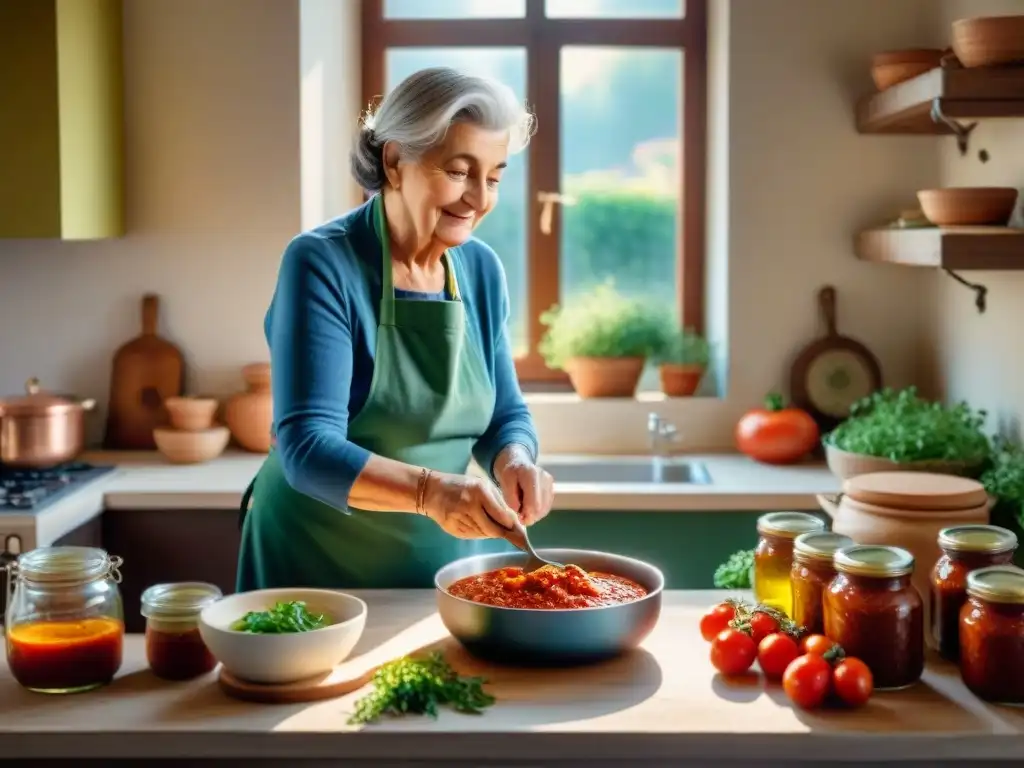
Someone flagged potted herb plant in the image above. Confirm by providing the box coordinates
[539,283,665,398]
[654,326,710,397]
[822,386,990,480]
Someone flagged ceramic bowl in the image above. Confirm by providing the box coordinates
[164,396,219,431]
[154,425,230,464]
[198,588,367,684]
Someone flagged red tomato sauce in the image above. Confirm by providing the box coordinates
[447,564,648,609]
[7,617,124,692]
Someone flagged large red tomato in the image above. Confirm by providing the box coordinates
[735,393,819,465]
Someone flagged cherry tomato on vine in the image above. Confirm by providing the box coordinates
[801,634,835,656]
[700,603,737,642]
[782,653,832,710]
[757,632,800,679]
[748,611,780,644]
[833,657,873,708]
[710,628,757,676]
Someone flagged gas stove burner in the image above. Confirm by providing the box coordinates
[0,462,116,513]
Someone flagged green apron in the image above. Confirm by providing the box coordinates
[236,197,511,591]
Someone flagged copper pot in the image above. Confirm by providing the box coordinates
[0,378,96,468]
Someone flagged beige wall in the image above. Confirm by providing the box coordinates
[930,0,1024,441]
[0,0,953,452]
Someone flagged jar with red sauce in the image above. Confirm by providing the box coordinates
[959,564,1024,704]
[4,546,125,694]
[754,512,826,616]
[141,582,223,681]
[823,544,924,690]
[790,531,854,634]
[931,525,1017,661]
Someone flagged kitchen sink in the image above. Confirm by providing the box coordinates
[541,458,712,485]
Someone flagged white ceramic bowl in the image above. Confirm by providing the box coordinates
[198,588,367,684]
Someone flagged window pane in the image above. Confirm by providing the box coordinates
[546,0,684,18]
[559,46,682,322]
[385,48,530,356]
[384,0,525,19]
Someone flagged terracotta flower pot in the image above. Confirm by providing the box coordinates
[565,357,645,398]
[659,363,705,397]
[224,363,272,453]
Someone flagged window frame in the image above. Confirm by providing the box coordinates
[361,0,708,386]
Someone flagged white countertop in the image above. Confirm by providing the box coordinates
[1,590,1021,764]
[10,450,839,548]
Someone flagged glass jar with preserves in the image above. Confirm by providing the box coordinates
[141,582,222,680]
[823,544,924,690]
[960,565,1024,704]
[931,525,1017,661]
[754,512,826,616]
[4,546,125,694]
[790,531,854,634]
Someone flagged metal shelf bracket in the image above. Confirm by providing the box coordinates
[944,268,988,313]
[930,100,978,156]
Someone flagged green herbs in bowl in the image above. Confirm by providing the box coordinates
[823,387,990,477]
[230,600,330,634]
[198,588,367,684]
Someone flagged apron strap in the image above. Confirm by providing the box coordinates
[237,476,256,531]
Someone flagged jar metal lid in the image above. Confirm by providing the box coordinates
[793,531,855,563]
[966,565,1024,605]
[14,546,122,585]
[834,544,914,578]
[141,582,223,620]
[938,524,1018,554]
[756,512,826,539]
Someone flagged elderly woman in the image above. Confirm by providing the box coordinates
[236,67,555,591]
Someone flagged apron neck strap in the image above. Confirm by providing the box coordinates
[373,195,460,323]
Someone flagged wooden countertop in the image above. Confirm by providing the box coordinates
[3,590,1022,764]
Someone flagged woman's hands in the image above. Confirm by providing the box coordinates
[493,443,554,527]
[422,471,520,540]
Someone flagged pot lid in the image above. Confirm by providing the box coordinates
[842,471,987,511]
[0,378,82,415]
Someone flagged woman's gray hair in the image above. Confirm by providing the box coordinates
[350,67,536,192]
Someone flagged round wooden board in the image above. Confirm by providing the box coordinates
[845,471,988,511]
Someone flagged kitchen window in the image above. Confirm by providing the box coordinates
[362,0,708,387]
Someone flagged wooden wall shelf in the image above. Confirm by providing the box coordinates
[856,66,1024,135]
[855,227,1024,269]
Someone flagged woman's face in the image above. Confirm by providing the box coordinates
[386,122,509,249]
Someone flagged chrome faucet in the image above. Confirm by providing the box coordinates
[647,412,679,457]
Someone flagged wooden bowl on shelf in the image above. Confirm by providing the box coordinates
[952,15,1024,68]
[917,187,1019,226]
[164,396,218,431]
[871,49,944,91]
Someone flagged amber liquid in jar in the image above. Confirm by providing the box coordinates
[824,545,924,690]
[930,525,1017,661]
[790,532,854,635]
[959,565,1024,705]
[141,582,222,681]
[754,512,826,616]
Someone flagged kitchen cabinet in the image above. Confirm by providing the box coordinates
[0,0,124,239]
[102,508,241,633]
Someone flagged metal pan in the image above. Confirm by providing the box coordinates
[434,549,664,666]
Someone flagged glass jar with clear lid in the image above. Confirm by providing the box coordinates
[5,546,125,693]
[931,524,1017,661]
[754,512,827,616]
[790,531,854,634]
[959,565,1024,704]
[823,544,924,690]
[141,582,223,680]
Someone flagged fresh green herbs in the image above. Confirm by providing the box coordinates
[823,387,989,465]
[713,549,754,589]
[982,437,1024,531]
[348,652,495,725]
[230,600,330,634]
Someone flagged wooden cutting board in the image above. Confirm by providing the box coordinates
[104,294,185,450]
[218,614,454,704]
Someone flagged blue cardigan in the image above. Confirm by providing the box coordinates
[264,198,539,510]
